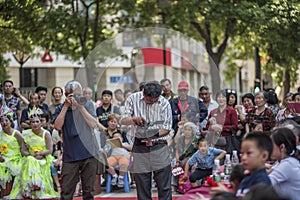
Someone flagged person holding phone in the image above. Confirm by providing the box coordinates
[277,93,300,124]
[276,92,294,124]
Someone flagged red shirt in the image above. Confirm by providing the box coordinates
[206,106,238,136]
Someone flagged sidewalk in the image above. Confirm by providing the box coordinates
[94,187,183,198]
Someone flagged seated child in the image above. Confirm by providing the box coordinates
[182,138,226,187]
[236,131,273,198]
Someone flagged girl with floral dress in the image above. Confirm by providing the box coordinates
[0,105,23,198]
[19,108,58,199]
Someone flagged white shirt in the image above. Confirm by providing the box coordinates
[269,157,300,200]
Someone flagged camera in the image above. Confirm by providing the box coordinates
[73,94,87,105]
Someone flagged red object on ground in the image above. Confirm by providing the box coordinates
[27,196,181,200]
[177,187,210,200]
[205,176,218,187]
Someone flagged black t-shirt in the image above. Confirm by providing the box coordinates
[96,104,121,127]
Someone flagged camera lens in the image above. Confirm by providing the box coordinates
[73,94,87,105]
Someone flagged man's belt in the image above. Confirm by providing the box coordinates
[135,137,167,146]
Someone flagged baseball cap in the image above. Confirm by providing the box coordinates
[178,81,189,90]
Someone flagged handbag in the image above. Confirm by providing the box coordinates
[224,127,241,154]
[205,131,226,147]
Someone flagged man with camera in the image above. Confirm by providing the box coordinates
[53,80,98,200]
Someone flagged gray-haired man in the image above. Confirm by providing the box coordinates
[54,80,98,200]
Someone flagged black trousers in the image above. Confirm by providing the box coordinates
[135,164,172,200]
[189,168,212,183]
[61,157,97,200]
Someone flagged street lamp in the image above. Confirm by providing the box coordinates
[12,52,31,89]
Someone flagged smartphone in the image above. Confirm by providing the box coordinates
[287,102,300,113]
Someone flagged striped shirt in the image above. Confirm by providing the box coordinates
[122,91,172,139]
[122,91,173,173]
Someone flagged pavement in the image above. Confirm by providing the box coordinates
[94,186,183,198]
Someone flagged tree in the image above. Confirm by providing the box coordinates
[0,0,43,83]
[36,0,125,88]
[0,0,124,88]
[258,0,300,95]
[121,0,269,92]
[0,56,10,84]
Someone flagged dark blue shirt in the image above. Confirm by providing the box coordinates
[53,101,97,162]
[237,168,271,197]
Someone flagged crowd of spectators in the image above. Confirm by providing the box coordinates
[1,78,300,200]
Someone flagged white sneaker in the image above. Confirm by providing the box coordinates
[111,176,118,186]
[117,177,124,187]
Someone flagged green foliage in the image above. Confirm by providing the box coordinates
[1,0,300,91]
[223,58,239,84]
[0,55,10,84]
[258,0,300,90]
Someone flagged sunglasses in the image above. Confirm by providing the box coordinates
[227,89,236,94]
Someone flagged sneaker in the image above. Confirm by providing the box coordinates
[117,177,124,187]
[152,179,157,188]
[111,176,118,186]
[131,181,136,188]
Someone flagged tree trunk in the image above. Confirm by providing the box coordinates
[208,54,221,93]
[282,67,290,99]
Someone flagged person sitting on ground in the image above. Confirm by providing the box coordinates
[237,131,273,198]
[171,122,199,192]
[182,138,226,188]
[176,122,200,163]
